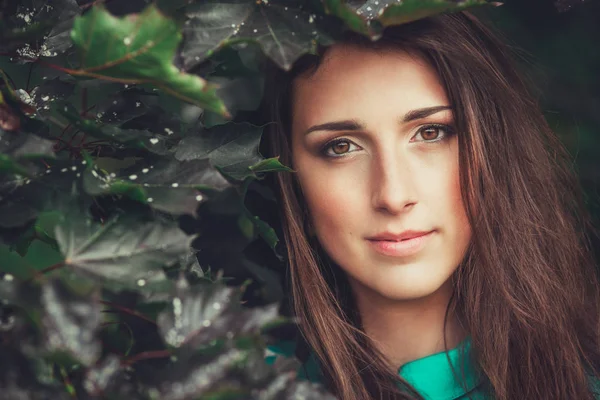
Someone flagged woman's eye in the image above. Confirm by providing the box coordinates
[322,139,360,157]
[412,124,454,142]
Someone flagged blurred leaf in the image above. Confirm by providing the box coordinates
[0,100,21,131]
[555,0,587,12]
[0,345,70,400]
[70,4,229,116]
[256,373,338,400]
[0,0,81,57]
[0,127,54,177]
[0,128,55,160]
[41,278,102,366]
[83,354,122,396]
[153,346,249,400]
[157,278,279,348]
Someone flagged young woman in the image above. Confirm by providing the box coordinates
[260,10,600,400]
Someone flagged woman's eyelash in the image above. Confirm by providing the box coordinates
[412,124,455,143]
[319,124,455,158]
[320,138,361,158]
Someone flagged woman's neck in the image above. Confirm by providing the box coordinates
[351,278,467,370]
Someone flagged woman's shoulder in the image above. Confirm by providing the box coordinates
[265,340,600,399]
[589,371,600,399]
[265,340,296,364]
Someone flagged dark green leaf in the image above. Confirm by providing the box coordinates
[0,126,55,178]
[30,77,76,119]
[175,122,275,180]
[0,180,40,229]
[83,157,230,216]
[0,128,55,161]
[181,1,330,71]
[248,214,278,250]
[57,103,172,155]
[12,221,59,257]
[94,88,160,126]
[70,4,229,116]
[54,208,195,289]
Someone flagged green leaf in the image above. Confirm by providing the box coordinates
[249,214,279,250]
[181,1,330,71]
[322,0,490,37]
[12,221,59,257]
[321,0,372,35]
[69,4,229,116]
[249,157,293,174]
[0,154,34,177]
[377,0,489,26]
[54,207,195,290]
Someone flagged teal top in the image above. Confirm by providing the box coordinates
[266,337,600,400]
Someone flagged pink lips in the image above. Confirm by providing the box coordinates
[367,230,434,257]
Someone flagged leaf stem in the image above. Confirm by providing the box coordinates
[33,262,66,279]
[100,300,157,326]
[122,349,171,366]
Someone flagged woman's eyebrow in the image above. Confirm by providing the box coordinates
[303,105,453,136]
[402,105,453,123]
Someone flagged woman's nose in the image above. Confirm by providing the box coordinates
[370,152,418,215]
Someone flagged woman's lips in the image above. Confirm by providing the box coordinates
[367,231,434,257]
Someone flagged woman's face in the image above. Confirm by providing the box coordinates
[290,44,472,303]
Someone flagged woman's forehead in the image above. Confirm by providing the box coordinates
[295,43,419,82]
[290,45,448,130]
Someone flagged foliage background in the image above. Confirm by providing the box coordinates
[3,0,599,271]
[0,0,598,398]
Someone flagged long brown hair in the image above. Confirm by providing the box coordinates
[260,11,600,400]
